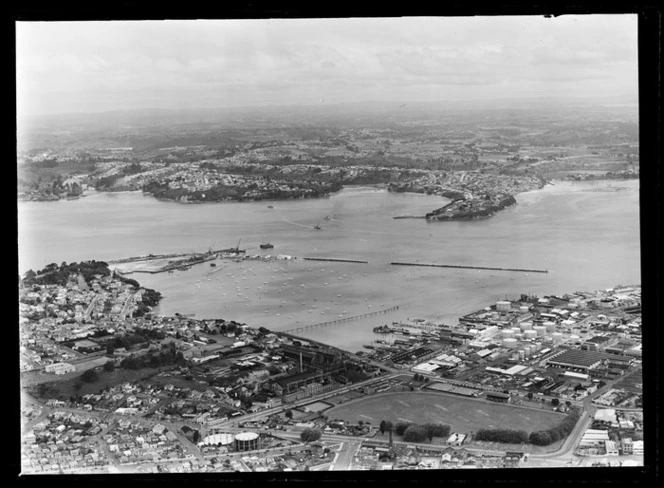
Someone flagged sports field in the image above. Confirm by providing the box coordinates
[325,392,565,433]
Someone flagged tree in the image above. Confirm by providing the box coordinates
[379,420,387,435]
[403,424,428,443]
[394,421,411,436]
[81,368,99,383]
[527,392,534,400]
[551,398,560,407]
[425,423,451,439]
[385,421,394,446]
[103,361,115,372]
[285,410,293,419]
[300,428,322,443]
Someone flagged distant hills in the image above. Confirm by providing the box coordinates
[20,96,638,130]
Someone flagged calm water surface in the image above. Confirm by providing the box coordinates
[18,181,640,352]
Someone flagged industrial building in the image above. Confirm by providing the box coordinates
[545,349,611,372]
[44,362,76,374]
[484,391,511,403]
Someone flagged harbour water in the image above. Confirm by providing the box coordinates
[18,180,640,352]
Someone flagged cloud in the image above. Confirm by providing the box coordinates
[16,15,638,116]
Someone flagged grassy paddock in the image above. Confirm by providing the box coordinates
[324,391,565,434]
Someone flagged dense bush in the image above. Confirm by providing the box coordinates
[402,424,429,443]
[529,408,581,446]
[474,429,529,444]
[425,423,451,439]
[300,428,322,442]
[80,368,99,383]
[394,421,411,436]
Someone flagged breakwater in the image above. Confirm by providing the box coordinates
[390,262,548,274]
[302,257,368,264]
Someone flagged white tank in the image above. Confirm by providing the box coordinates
[496,301,511,312]
[533,325,546,337]
[519,306,529,312]
[524,346,532,357]
[535,342,542,352]
[503,338,518,349]
[569,334,580,342]
[520,322,533,331]
[202,433,235,446]
[518,349,525,360]
[524,330,537,339]
[544,321,556,332]
[502,329,515,338]
[552,332,563,344]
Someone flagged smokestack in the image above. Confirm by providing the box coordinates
[299,352,303,372]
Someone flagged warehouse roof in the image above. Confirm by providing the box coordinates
[548,349,612,367]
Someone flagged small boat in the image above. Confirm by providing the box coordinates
[260,243,274,249]
[323,215,331,220]
[267,205,274,209]
[210,263,216,267]
[314,224,322,230]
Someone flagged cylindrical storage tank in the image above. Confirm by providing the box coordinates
[201,433,234,447]
[569,334,580,343]
[234,432,259,452]
[524,346,532,357]
[503,337,518,349]
[520,322,533,331]
[502,329,515,339]
[511,327,521,334]
[533,325,546,337]
[552,332,563,344]
[496,301,511,312]
[544,321,556,332]
[519,306,529,312]
[524,330,537,340]
[518,349,525,360]
[535,342,542,352]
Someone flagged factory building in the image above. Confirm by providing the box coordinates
[545,349,611,372]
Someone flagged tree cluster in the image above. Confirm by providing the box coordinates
[300,428,322,443]
[529,408,581,446]
[22,260,111,286]
[474,428,529,444]
[80,368,99,383]
[120,343,185,370]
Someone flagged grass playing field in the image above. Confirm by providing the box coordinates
[325,391,565,434]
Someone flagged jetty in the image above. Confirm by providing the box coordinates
[283,305,399,334]
[302,257,368,264]
[390,262,548,274]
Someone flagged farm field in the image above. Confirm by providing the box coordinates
[325,391,566,434]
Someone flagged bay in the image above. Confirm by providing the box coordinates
[17,180,640,352]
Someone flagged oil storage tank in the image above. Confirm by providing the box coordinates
[234,432,260,452]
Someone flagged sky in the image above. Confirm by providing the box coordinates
[15,15,638,117]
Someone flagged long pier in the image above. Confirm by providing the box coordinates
[390,262,548,274]
[283,305,399,334]
[302,257,368,264]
